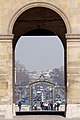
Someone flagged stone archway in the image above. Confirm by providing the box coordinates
[1,1,80,119]
[12,5,68,117]
[0,2,73,119]
[8,2,71,34]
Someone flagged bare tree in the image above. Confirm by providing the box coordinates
[15,60,30,86]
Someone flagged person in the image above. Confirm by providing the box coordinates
[33,102,37,110]
[44,101,48,110]
[50,100,53,110]
[56,101,60,111]
[48,101,51,110]
[40,101,44,110]
[54,102,57,111]
[54,101,60,111]
[18,100,22,112]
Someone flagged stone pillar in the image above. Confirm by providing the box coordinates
[0,35,14,119]
[66,34,80,118]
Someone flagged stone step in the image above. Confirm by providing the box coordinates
[13,115,65,120]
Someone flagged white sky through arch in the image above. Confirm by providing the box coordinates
[15,36,64,71]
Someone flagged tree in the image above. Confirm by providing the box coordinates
[15,60,30,86]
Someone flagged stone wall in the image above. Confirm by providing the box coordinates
[66,34,80,118]
[0,35,13,119]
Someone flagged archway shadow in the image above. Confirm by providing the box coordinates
[16,111,65,117]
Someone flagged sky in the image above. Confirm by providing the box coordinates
[15,36,64,71]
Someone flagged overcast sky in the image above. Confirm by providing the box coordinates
[15,36,64,71]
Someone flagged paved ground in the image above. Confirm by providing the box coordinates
[0,115,80,120]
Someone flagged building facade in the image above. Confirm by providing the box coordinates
[0,0,80,119]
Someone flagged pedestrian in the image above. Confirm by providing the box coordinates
[18,100,22,112]
[50,100,53,110]
[40,102,44,110]
[33,102,37,110]
[48,101,51,110]
[56,101,60,111]
[54,102,57,111]
[44,101,48,110]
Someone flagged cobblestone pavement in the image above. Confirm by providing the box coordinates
[0,115,80,120]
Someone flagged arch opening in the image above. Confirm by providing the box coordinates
[13,7,67,117]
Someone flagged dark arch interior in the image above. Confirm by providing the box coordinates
[23,29,55,36]
[13,7,67,49]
